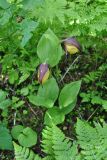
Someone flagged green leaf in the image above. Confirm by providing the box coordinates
[21,32,32,48]
[18,73,30,84]
[0,0,10,9]
[0,9,12,25]
[2,108,8,117]
[59,80,81,108]
[22,0,43,11]
[20,19,38,47]
[38,78,59,104]
[1,54,14,72]
[80,92,91,102]
[0,124,13,150]
[0,99,11,110]
[11,125,24,140]
[44,107,65,125]
[12,96,19,103]
[60,99,77,115]
[0,90,11,110]
[12,97,25,109]
[13,142,42,160]
[21,87,29,96]
[37,28,63,67]
[28,95,53,108]
[18,127,37,147]
[8,69,19,84]
[91,96,102,105]
[0,90,7,102]
[102,100,107,111]
[29,78,59,108]
[13,100,25,109]
[33,0,67,24]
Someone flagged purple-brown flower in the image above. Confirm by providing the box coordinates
[61,37,81,55]
[38,63,50,84]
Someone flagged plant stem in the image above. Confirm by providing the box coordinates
[60,55,81,82]
[13,111,17,126]
[87,107,99,121]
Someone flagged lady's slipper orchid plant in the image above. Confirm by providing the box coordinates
[61,37,81,55]
[38,63,50,84]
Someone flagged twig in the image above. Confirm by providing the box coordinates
[60,55,81,82]
[13,112,17,126]
[21,96,38,116]
[66,136,74,141]
[87,107,99,122]
[27,101,37,116]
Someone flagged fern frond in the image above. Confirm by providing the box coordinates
[13,142,42,160]
[42,125,78,160]
[76,119,107,160]
[32,0,67,24]
[42,156,53,160]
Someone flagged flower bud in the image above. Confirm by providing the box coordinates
[61,37,81,55]
[38,64,50,84]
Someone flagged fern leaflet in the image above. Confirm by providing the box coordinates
[13,142,42,160]
[76,119,107,160]
[42,125,78,160]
